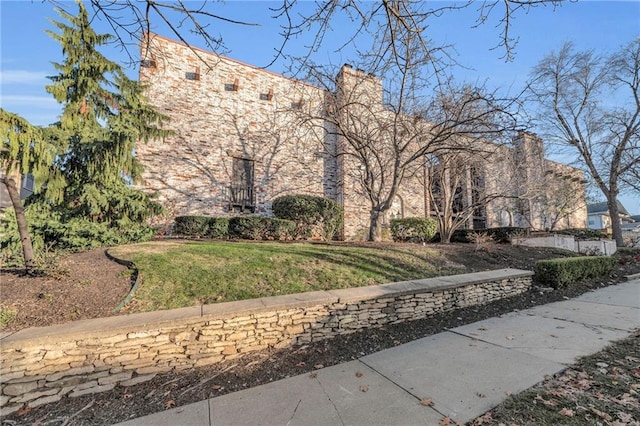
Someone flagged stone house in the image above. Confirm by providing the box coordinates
[136,33,587,239]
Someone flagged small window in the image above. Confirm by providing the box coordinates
[225,78,239,91]
[260,89,273,101]
[185,71,200,81]
[141,59,157,68]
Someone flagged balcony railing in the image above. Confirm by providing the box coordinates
[229,185,255,212]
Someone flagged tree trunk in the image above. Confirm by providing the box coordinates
[608,197,625,247]
[1,176,35,274]
[438,215,454,243]
[368,209,384,241]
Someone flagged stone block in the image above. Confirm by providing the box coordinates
[98,371,133,385]
[46,365,95,382]
[135,366,170,375]
[28,394,62,408]
[0,403,23,416]
[10,388,59,403]
[119,374,157,387]
[69,383,115,398]
[3,381,39,396]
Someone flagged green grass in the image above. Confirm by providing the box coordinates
[0,307,17,329]
[111,240,460,312]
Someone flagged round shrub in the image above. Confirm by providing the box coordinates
[272,195,343,241]
[390,217,437,243]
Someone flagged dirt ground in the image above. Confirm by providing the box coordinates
[1,241,638,425]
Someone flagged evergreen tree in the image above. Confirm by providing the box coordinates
[44,1,168,227]
[0,110,63,273]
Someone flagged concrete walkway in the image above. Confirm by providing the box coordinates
[116,279,640,426]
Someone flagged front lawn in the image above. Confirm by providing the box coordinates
[110,240,460,312]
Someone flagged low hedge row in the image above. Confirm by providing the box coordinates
[174,216,296,241]
[390,217,438,243]
[534,256,616,288]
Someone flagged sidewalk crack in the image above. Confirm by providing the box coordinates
[315,376,345,426]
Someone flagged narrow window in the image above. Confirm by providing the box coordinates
[185,71,200,81]
[230,158,255,212]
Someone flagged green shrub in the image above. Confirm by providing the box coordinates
[390,217,438,243]
[262,218,296,241]
[534,256,616,288]
[0,205,155,267]
[207,217,230,239]
[228,216,265,240]
[174,216,210,236]
[272,195,343,241]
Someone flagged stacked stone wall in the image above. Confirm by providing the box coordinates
[1,269,532,415]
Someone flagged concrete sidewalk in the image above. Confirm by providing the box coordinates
[116,279,640,426]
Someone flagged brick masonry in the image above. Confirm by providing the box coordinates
[136,33,587,238]
[0,269,532,415]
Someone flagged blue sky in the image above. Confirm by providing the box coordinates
[1,0,639,213]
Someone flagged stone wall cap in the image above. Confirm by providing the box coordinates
[1,306,203,349]
[1,269,532,349]
[200,291,338,318]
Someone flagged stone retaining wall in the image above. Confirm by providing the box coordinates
[0,269,533,415]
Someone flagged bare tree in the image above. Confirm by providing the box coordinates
[45,0,562,68]
[299,57,519,241]
[527,39,640,246]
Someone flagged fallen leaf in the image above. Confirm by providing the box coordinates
[420,398,434,406]
[478,326,487,331]
[476,392,486,398]
[505,335,515,341]
[314,363,324,369]
[590,407,612,421]
[122,393,133,399]
[438,417,453,426]
[14,406,31,417]
[295,362,305,367]
[355,371,363,378]
[309,372,317,379]
[360,385,369,392]
[164,399,176,410]
[559,407,574,417]
[211,384,222,390]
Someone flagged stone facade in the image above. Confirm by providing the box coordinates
[0,269,532,415]
[136,33,586,238]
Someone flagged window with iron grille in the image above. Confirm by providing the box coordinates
[230,158,255,211]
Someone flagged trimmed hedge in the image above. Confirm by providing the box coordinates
[272,195,343,241]
[174,215,295,241]
[174,216,229,238]
[534,256,616,288]
[208,218,230,239]
[390,217,438,243]
[174,216,210,236]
